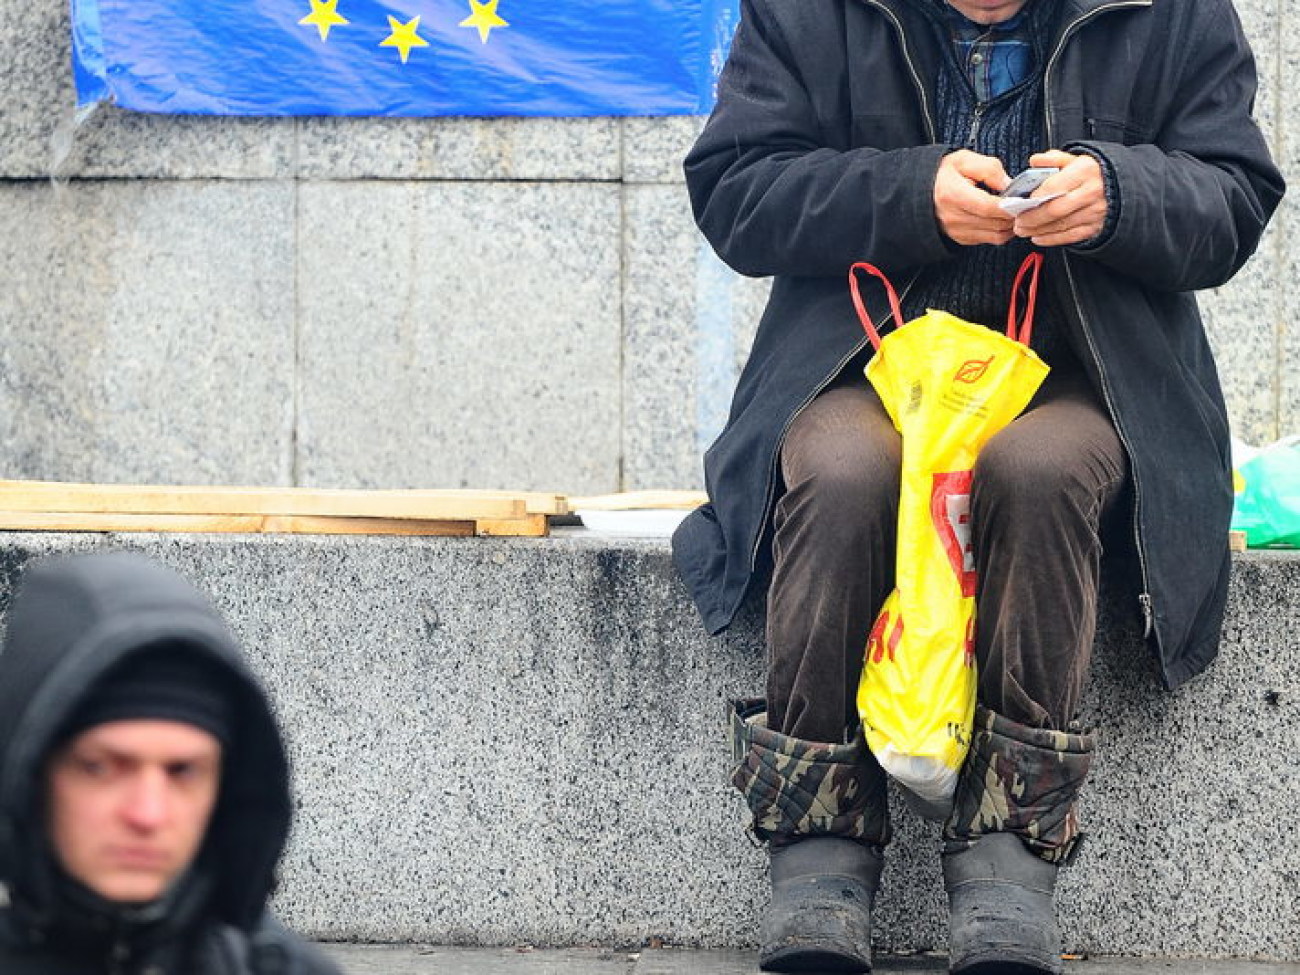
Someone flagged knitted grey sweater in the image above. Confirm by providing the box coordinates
[899,1,1077,370]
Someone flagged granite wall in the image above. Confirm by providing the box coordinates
[0,0,1294,494]
[0,532,1295,958]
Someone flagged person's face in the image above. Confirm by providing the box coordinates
[46,720,222,904]
[945,0,1030,24]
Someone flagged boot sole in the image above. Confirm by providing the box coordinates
[952,958,1059,975]
[760,944,872,973]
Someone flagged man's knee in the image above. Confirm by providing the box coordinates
[975,434,1064,499]
[971,431,1106,523]
[782,418,900,527]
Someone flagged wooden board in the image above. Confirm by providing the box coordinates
[0,480,526,522]
[263,516,479,536]
[0,480,558,537]
[0,512,271,533]
[0,511,483,537]
[465,491,570,516]
[474,514,550,537]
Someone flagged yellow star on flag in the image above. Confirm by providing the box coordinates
[459,0,508,44]
[380,14,429,63]
[298,0,349,42]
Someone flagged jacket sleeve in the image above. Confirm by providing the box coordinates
[1064,0,1285,292]
[684,0,955,279]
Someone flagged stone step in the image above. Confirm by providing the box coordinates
[0,532,1295,961]
[319,945,1300,974]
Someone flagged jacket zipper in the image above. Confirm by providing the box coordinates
[1044,0,1158,641]
[967,104,986,150]
[862,0,938,143]
[1059,256,1154,639]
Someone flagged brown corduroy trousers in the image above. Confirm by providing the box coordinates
[766,368,1128,744]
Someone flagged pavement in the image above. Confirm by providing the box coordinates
[318,945,1300,975]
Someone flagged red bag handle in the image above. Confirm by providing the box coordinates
[848,262,904,351]
[1007,251,1043,346]
[851,251,1044,349]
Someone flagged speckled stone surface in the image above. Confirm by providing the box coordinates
[295,117,620,181]
[621,117,704,185]
[1064,552,1300,960]
[633,949,1300,975]
[294,180,622,493]
[0,180,296,484]
[0,534,1294,960]
[54,108,298,181]
[1202,239,1282,447]
[319,946,1300,974]
[0,0,69,177]
[1276,0,1300,441]
[622,185,769,490]
[1200,0,1289,446]
[321,945,637,975]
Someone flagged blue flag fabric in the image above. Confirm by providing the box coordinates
[71,0,739,117]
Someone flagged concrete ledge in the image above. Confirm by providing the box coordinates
[0,532,1295,960]
[319,945,1300,975]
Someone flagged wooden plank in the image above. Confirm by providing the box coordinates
[475,514,550,538]
[0,510,480,537]
[468,490,571,516]
[0,512,271,533]
[569,490,708,511]
[261,516,476,537]
[0,480,525,521]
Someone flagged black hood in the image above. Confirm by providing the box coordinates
[0,552,291,933]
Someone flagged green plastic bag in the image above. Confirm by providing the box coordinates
[1232,437,1300,548]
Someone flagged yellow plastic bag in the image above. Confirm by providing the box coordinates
[849,254,1050,806]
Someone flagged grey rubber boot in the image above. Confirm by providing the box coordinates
[760,835,884,974]
[942,832,1062,975]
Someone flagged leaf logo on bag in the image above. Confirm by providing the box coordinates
[954,356,995,384]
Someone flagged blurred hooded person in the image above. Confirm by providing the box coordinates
[0,551,341,975]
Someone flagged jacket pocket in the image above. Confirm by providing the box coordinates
[1086,116,1155,146]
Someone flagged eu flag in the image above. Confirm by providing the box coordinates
[71,0,739,117]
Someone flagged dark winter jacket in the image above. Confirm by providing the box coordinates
[673,0,1285,689]
[0,552,341,975]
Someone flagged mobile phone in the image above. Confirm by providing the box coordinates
[1001,167,1059,199]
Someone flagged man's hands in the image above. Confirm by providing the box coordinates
[1012,150,1108,247]
[934,149,1109,248]
[934,150,1015,246]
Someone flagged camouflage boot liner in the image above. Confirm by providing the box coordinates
[729,698,889,847]
[944,705,1094,864]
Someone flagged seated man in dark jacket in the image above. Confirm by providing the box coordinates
[673,0,1284,972]
[0,552,341,975]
